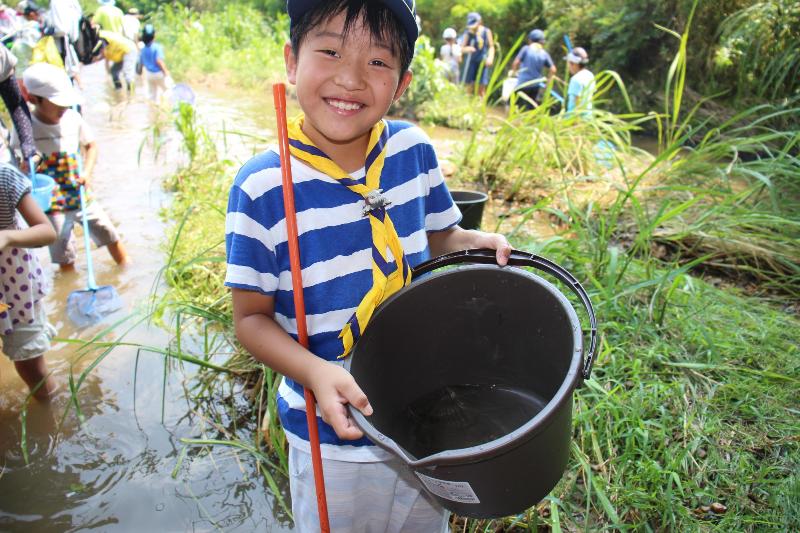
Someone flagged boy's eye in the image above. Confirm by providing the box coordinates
[319,49,339,58]
[370,59,389,68]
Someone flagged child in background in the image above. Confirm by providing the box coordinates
[15,63,128,271]
[565,46,595,114]
[97,29,137,92]
[0,163,57,400]
[439,27,461,83]
[225,1,511,531]
[138,24,171,102]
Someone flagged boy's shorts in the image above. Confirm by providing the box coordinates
[47,202,120,265]
[464,58,490,86]
[0,301,56,361]
[289,445,450,533]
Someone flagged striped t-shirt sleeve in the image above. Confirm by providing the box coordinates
[224,151,283,296]
[0,165,31,229]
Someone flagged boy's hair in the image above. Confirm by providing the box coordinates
[142,23,155,45]
[289,0,414,74]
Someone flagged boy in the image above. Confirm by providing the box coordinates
[459,12,495,96]
[511,29,556,110]
[565,46,595,114]
[225,1,511,531]
[439,27,461,84]
[97,29,137,91]
[139,24,172,102]
[16,62,128,271]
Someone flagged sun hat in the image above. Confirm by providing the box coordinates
[442,27,457,40]
[23,63,82,107]
[565,46,589,64]
[98,0,115,6]
[16,0,40,14]
[528,29,545,43]
[466,12,481,27]
[127,7,139,16]
[142,23,155,38]
[286,0,419,50]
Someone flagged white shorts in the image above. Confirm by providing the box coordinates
[145,70,167,101]
[289,445,450,533]
[0,300,55,361]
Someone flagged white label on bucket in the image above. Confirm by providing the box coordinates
[415,473,480,504]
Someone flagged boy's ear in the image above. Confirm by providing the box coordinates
[392,70,413,103]
[284,42,298,85]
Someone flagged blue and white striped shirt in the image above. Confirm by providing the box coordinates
[225,120,461,461]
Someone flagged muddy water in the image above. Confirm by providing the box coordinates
[0,63,290,531]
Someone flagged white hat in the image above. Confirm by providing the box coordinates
[443,27,457,40]
[23,63,82,107]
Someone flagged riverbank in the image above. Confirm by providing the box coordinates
[139,3,800,528]
[154,66,800,530]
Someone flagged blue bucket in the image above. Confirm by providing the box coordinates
[31,173,56,212]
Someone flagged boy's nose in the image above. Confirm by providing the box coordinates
[333,59,367,92]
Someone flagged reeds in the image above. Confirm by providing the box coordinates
[54,1,799,530]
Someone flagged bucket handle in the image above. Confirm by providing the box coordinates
[412,248,598,380]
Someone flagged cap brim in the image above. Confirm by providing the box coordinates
[48,89,82,108]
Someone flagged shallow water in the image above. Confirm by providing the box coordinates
[0,62,291,531]
[395,384,548,458]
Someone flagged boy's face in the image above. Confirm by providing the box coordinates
[32,96,69,125]
[285,11,413,154]
[568,62,580,75]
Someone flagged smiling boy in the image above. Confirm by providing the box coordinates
[225,1,511,531]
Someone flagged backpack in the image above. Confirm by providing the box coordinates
[72,16,101,65]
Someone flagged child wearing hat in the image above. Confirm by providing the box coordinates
[459,11,495,96]
[139,24,172,102]
[440,27,462,83]
[15,62,128,271]
[97,29,138,92]
[225,1,511,530]
[511,29,556,110]
[565,46,595,114]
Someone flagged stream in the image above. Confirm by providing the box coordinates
[0,62,290,532]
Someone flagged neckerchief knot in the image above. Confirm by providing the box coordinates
[286,115,412,358]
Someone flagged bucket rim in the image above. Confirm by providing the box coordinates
[450,190,489,204]
[346,264,585,468]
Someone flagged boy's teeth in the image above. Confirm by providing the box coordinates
[328,99,362,111]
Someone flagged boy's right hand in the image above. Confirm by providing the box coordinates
[307,360,373,440]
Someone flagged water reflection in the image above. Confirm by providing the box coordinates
[1,62,291,531]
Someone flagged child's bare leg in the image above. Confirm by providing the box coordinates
[14,356,55,400]
[107,240,129,265]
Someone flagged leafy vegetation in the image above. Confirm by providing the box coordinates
[59,0,798,530]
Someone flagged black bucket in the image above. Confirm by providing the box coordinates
[451,190,489,230]
[345,249,597,518]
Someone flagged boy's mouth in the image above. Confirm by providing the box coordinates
[325,98,364,114]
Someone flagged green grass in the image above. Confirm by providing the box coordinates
[76,1,800,530]
[150,98,799,530]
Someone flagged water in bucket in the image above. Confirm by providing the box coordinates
[395,384,548,458]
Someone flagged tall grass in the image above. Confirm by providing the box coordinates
[124,1,800,530]
[150,3,286,90]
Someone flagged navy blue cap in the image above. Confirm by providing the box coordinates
[528,29,545,42]
[287,0,419,49]
[466,12,481,27]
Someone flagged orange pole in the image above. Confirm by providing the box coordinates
[272,83,331,533]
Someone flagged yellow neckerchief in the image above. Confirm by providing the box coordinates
[286,114,412,358]
[468,25,484,51]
